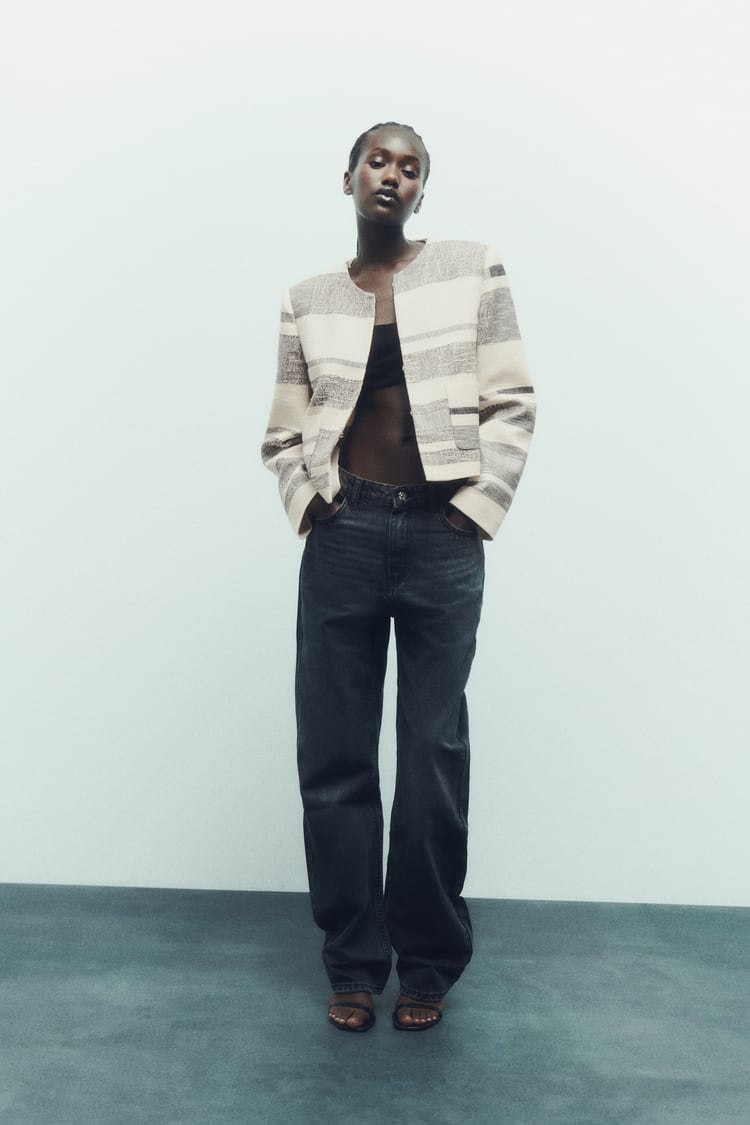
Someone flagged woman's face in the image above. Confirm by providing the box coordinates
[343,127,426,226]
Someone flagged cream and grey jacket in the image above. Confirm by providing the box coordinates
[261,239,535,539]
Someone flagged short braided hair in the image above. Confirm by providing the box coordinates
[347,122,430,183]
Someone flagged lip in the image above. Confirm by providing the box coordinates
[373,190,399,205]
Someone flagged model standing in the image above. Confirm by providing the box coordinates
[262,122,535,1031]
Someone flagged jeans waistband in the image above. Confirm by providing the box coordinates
[338,468,460,512]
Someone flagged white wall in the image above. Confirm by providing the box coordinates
[2,0,748,905]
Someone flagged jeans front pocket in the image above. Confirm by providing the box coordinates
[437,505,479,538]
[312,495,349,527]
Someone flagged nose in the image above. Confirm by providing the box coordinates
[381,164,399,187]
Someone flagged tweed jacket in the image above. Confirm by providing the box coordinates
[261,239,535,539]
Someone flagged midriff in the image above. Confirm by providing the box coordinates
[340,383,426,484]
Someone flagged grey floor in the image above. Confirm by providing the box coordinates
[1,886,748,1125]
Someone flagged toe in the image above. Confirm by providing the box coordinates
[328,991,373,1030]
[394,995,442,1028]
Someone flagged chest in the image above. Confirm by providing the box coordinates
[347,267,396,324]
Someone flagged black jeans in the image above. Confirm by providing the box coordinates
[295,469,485,1002]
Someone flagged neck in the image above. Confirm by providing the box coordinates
[352,218,413,268]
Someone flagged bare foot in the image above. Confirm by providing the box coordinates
[393,994,443,1028]
[327,991,375,1031]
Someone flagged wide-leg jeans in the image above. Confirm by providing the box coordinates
[295,469,485,1002]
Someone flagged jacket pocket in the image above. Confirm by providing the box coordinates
[446,377,480,450]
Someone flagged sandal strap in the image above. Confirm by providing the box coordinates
[393,1001,441,1013]
[328,1001,374,1016]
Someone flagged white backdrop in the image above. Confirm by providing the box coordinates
[2,0,748,905]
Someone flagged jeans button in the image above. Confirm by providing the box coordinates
[397,490,408,502]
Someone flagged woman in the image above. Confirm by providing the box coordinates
[261,122,535,1032]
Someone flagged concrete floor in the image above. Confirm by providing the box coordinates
[0,885,748,1124]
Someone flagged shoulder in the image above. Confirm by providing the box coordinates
[427,238,489,257]
[288,260,346,297]
[286,262,370,320]
[425,239,502,271]
[395,239,497,291]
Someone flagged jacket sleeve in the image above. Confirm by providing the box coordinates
[448,245,536,539]
[260,290,318,536]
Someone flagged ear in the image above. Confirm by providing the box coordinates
[343,170,352,195]
[414,191,425,214]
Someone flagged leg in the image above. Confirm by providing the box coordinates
[384,508,485,1007]
[296,502,393,997]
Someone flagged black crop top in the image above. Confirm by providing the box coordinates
[361,323,406,392]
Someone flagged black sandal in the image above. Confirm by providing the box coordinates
[392,1001,443,1031]
[327,1000,376,1033]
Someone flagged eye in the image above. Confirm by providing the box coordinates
[369,159,384,168]
[402,168,419,179]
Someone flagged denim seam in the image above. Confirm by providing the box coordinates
[397,987,447,1003]
[330,982,385,996]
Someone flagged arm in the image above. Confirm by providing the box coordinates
[260,290,319,536]
[448,245,536,539]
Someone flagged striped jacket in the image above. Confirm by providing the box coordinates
[261,239,535,539]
